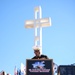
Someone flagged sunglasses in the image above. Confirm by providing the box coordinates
[34,50,39,52]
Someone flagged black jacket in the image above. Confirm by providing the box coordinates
[32,54,48,59]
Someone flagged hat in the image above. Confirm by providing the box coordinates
[33,46,40,51]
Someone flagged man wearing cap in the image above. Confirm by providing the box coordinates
[32,46,58,72]
[32,46,49,59]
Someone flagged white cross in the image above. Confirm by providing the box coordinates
[25,6,51,54]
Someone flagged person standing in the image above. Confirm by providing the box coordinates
[32,46,49,59]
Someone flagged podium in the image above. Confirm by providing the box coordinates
[26,59,54,75]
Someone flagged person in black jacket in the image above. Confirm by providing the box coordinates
[32,46,49,59]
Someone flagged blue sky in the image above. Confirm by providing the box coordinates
[0,0,75,75]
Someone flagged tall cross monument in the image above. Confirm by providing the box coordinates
[25,6,51,54]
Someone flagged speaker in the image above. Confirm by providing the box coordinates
[57,65,75,75]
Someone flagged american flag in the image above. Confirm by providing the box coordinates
[21,63,26,75]
[14,66,18,75]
